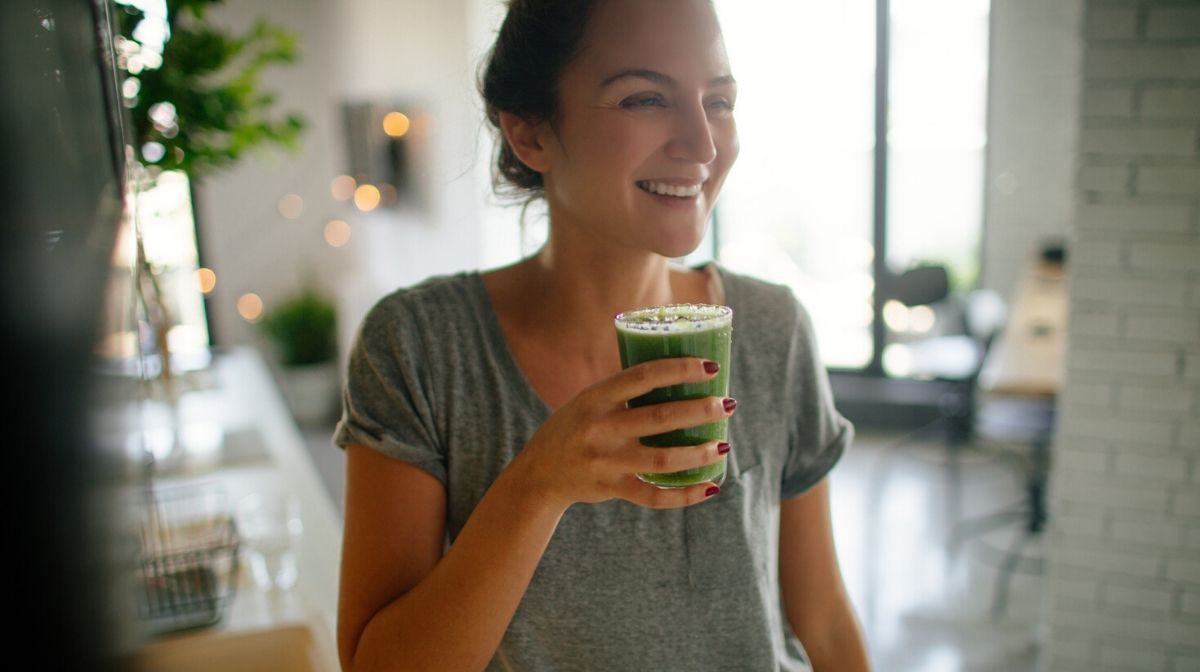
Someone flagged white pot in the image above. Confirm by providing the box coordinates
[278,361,341,426]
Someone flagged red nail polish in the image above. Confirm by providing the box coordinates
[705,486,721,497]
[723,398,737,413]
[717,442,730,455]
[703,360,720,374]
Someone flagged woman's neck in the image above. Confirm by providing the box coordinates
[535,242,676,319]
[492,230,702,376]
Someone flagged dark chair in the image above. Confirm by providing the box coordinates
[883,265,1008,445]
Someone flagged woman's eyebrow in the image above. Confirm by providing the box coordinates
[600,68,737,88]
[601,68,674,87]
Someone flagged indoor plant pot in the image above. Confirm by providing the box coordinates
[259,288,339,426]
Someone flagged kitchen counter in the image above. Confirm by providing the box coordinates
[121,347,343,670]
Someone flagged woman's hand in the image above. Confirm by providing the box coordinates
[507,356,735,511]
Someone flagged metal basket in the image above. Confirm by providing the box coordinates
[137,483,240,635]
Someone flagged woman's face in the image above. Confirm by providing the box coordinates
[538,0,739,258]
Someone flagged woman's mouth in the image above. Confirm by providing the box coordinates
[635,180,703,198]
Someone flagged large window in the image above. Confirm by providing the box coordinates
[714,0,990,372]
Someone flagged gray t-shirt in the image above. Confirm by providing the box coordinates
[334,263,853,671]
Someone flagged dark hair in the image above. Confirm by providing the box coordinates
[479,0,597,203]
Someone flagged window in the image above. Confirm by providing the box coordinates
[713,0,990,373]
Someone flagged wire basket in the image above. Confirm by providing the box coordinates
[137,483,240,635]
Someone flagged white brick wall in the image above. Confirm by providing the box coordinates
[1078,201,1192,234]
[1085,47,1200,79]
[1046,1,1200,670]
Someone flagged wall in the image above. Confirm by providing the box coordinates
[193,0,349,354]
[982,0,1084,299]
[330,0,492,361]
[195,0,497,369]
[1046,2,1200,670]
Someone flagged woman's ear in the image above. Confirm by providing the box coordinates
[498,111,553,174]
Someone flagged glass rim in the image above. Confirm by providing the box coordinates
[613,303,733,333]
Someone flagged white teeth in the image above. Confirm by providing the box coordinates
[638,181,702,198]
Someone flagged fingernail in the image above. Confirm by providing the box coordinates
[717,441,731,455]
[723,397,737,413]
[703,360,720,374]
[705,486,721,497]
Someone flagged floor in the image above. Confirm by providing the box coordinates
[830,428,1046,672]
[301,424,1047,671]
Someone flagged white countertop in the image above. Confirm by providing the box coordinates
[121,347,343,669]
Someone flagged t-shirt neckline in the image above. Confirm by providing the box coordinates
[468,262,733,417]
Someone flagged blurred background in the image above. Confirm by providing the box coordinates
[4,0,1198,670]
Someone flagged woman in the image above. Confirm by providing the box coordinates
[334,0,871,670]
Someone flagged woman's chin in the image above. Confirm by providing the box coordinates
[655,229,709,260]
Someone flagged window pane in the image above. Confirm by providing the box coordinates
[887,0,989,284]
[883,0,989,378]
[134,170,211,361]
[714,0,877,370]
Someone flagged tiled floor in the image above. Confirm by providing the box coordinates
[302,425,1047,671]
[832,429,1046,671]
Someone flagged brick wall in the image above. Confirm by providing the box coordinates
[1046,2,1200,670]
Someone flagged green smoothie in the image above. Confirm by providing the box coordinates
[614,303,733,488]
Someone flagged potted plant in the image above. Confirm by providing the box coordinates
[259,287,340,426]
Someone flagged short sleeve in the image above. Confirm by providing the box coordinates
[333,296,447,485]
[779,298,854,500]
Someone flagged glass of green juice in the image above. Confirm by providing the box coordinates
[613,303,733,488]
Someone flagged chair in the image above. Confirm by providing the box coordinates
[883,265,1008,445]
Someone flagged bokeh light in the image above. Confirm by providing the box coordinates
[383,111,411,138]
[909,305,937,334]
[142,141,165,163]
[277,194,304,219]
[354,184,381,211]
[237,293,263,322]
[330,175,356,201]
[324,220,351,248]
[882,343,914,378]
[197,268,217,294]
[883,300,911,332]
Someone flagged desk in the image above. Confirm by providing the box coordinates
[979,259,1067,397]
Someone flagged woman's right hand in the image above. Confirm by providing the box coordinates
[507,357,735,512]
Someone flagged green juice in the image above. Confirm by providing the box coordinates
[614,304,733,488]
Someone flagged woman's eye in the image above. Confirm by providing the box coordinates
[620,95,667,109]
[708,98,736,113]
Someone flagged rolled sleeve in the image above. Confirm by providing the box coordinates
[333,296,447,485]
[780,298,854,500]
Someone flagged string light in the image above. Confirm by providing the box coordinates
[197,268,216,294]
[383,112,411,138]
[325,220,351,248]
[354,184,381,211]
[330,175,356,201]
[278,194,304,219]
[237,293,263,322]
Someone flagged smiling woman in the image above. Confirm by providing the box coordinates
[498,0,738,260]
[333,1,870,670]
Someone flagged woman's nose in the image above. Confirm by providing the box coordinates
[666,101,718,164]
